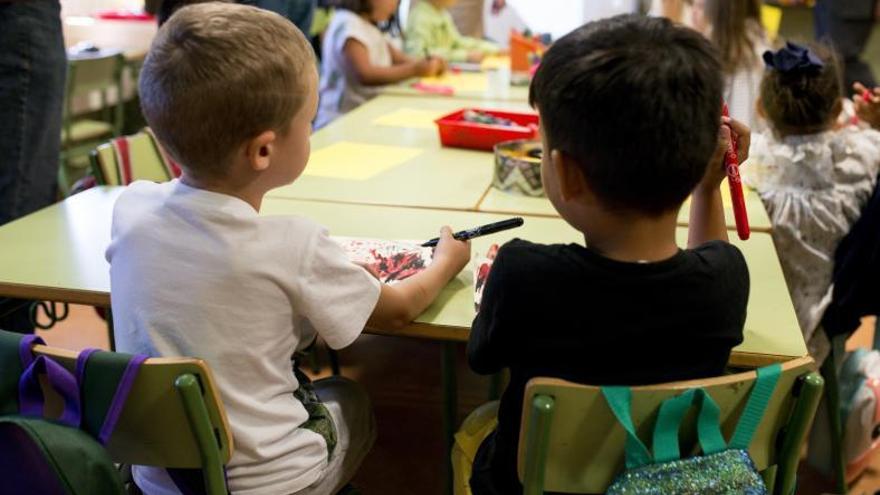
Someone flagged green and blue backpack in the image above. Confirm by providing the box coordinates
[602,364,782,495]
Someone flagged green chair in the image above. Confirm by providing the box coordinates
[60,51,125,194]
[517,356,823,495]
[29,342,233,495]
[90,128,179,186]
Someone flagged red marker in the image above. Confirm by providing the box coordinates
[722,104,750,240]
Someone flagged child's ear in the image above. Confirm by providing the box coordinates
[245,130,276,172]
[755,98,766,120]
[551,149,588,202]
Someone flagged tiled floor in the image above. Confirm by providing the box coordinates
[37,304,880,494]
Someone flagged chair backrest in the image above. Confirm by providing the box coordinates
[30,344,233,469]
[91,129,180,186]
[64,52,125,140]
[518,356,823,494]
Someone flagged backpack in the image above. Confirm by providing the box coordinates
[808,347,880,481]
[602,364,782,495]
[0,330,147,495]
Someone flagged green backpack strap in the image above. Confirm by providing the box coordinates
[602,387,653,468]
[652,388,728,463]
[729,363,782,450]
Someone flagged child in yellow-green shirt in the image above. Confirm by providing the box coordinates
[405,0,501,63]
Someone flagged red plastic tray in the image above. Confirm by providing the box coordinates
[435,109,539,151]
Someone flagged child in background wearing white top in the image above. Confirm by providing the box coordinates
[744,42,880,360]
[109,4,470,494]
[316,0,445,128]
[691,0,768,129]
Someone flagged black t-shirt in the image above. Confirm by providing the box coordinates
[467,239,749,495]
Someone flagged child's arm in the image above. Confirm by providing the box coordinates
[367,227,470,330]
[389,42,447,73]
[343,39,441,85]
[688,117,750,247]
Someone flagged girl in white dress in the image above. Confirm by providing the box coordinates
[691,0,768,129]
[744,42,880,359]
[316,0,444,128]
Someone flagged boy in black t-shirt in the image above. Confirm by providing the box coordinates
[460,14,752,495]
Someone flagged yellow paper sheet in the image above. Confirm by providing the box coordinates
[304,141,423,180]
[372,108,447,129]
[481,55,510,71]
[420,72,489,93]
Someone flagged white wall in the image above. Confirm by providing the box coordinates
[484,0,640,46]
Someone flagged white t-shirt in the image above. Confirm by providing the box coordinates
[106,180,381,495]
[316,9,392,129]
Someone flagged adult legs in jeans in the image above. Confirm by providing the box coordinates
[0,0,66,333]
[296,377,377,495]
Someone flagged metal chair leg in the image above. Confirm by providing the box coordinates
[442,342,458,495]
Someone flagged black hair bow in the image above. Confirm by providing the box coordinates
[763,42,824,74]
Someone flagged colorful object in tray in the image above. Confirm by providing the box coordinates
[462,110,516,127]
[493,139,544,197]
[474,244,499,311]
[722,103,750,240]
[435,108,539,151]
[334,237,433,284]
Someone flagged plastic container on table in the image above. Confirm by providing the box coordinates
[509,31,546,73]
[435,109,539,151]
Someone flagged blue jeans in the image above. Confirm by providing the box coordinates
[0,0,66,332]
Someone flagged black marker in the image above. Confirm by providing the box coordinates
[421,217,524,247]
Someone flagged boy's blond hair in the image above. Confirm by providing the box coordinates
[139,3,316,179]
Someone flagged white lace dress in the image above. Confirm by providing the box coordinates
[743,127,880,358]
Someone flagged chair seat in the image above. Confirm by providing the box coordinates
[62,120,114,144]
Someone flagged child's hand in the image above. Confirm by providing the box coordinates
[467,51,486,64]
[431,226,471,274]
[415,57,444,77]
[854,82,880,130]
[700,116,750,191]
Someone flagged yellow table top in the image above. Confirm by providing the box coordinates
[267,95,532,209]
[478,178,773,233]
[0,187,805,364]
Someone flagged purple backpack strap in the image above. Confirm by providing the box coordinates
[17,334,46,369]
[97,354,148,445]
[18,355,82,427]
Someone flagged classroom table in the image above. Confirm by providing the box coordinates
[267,95,532,210]
[0,186,804,365]
[478,177,774,233]
[382,56,531,102]
[63,16,156,63]
[0,186,805,494]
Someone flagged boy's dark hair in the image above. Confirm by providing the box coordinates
[530,14,724,215]
[759,42,842,136]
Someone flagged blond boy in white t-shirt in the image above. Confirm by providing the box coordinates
[107,4,470,494]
